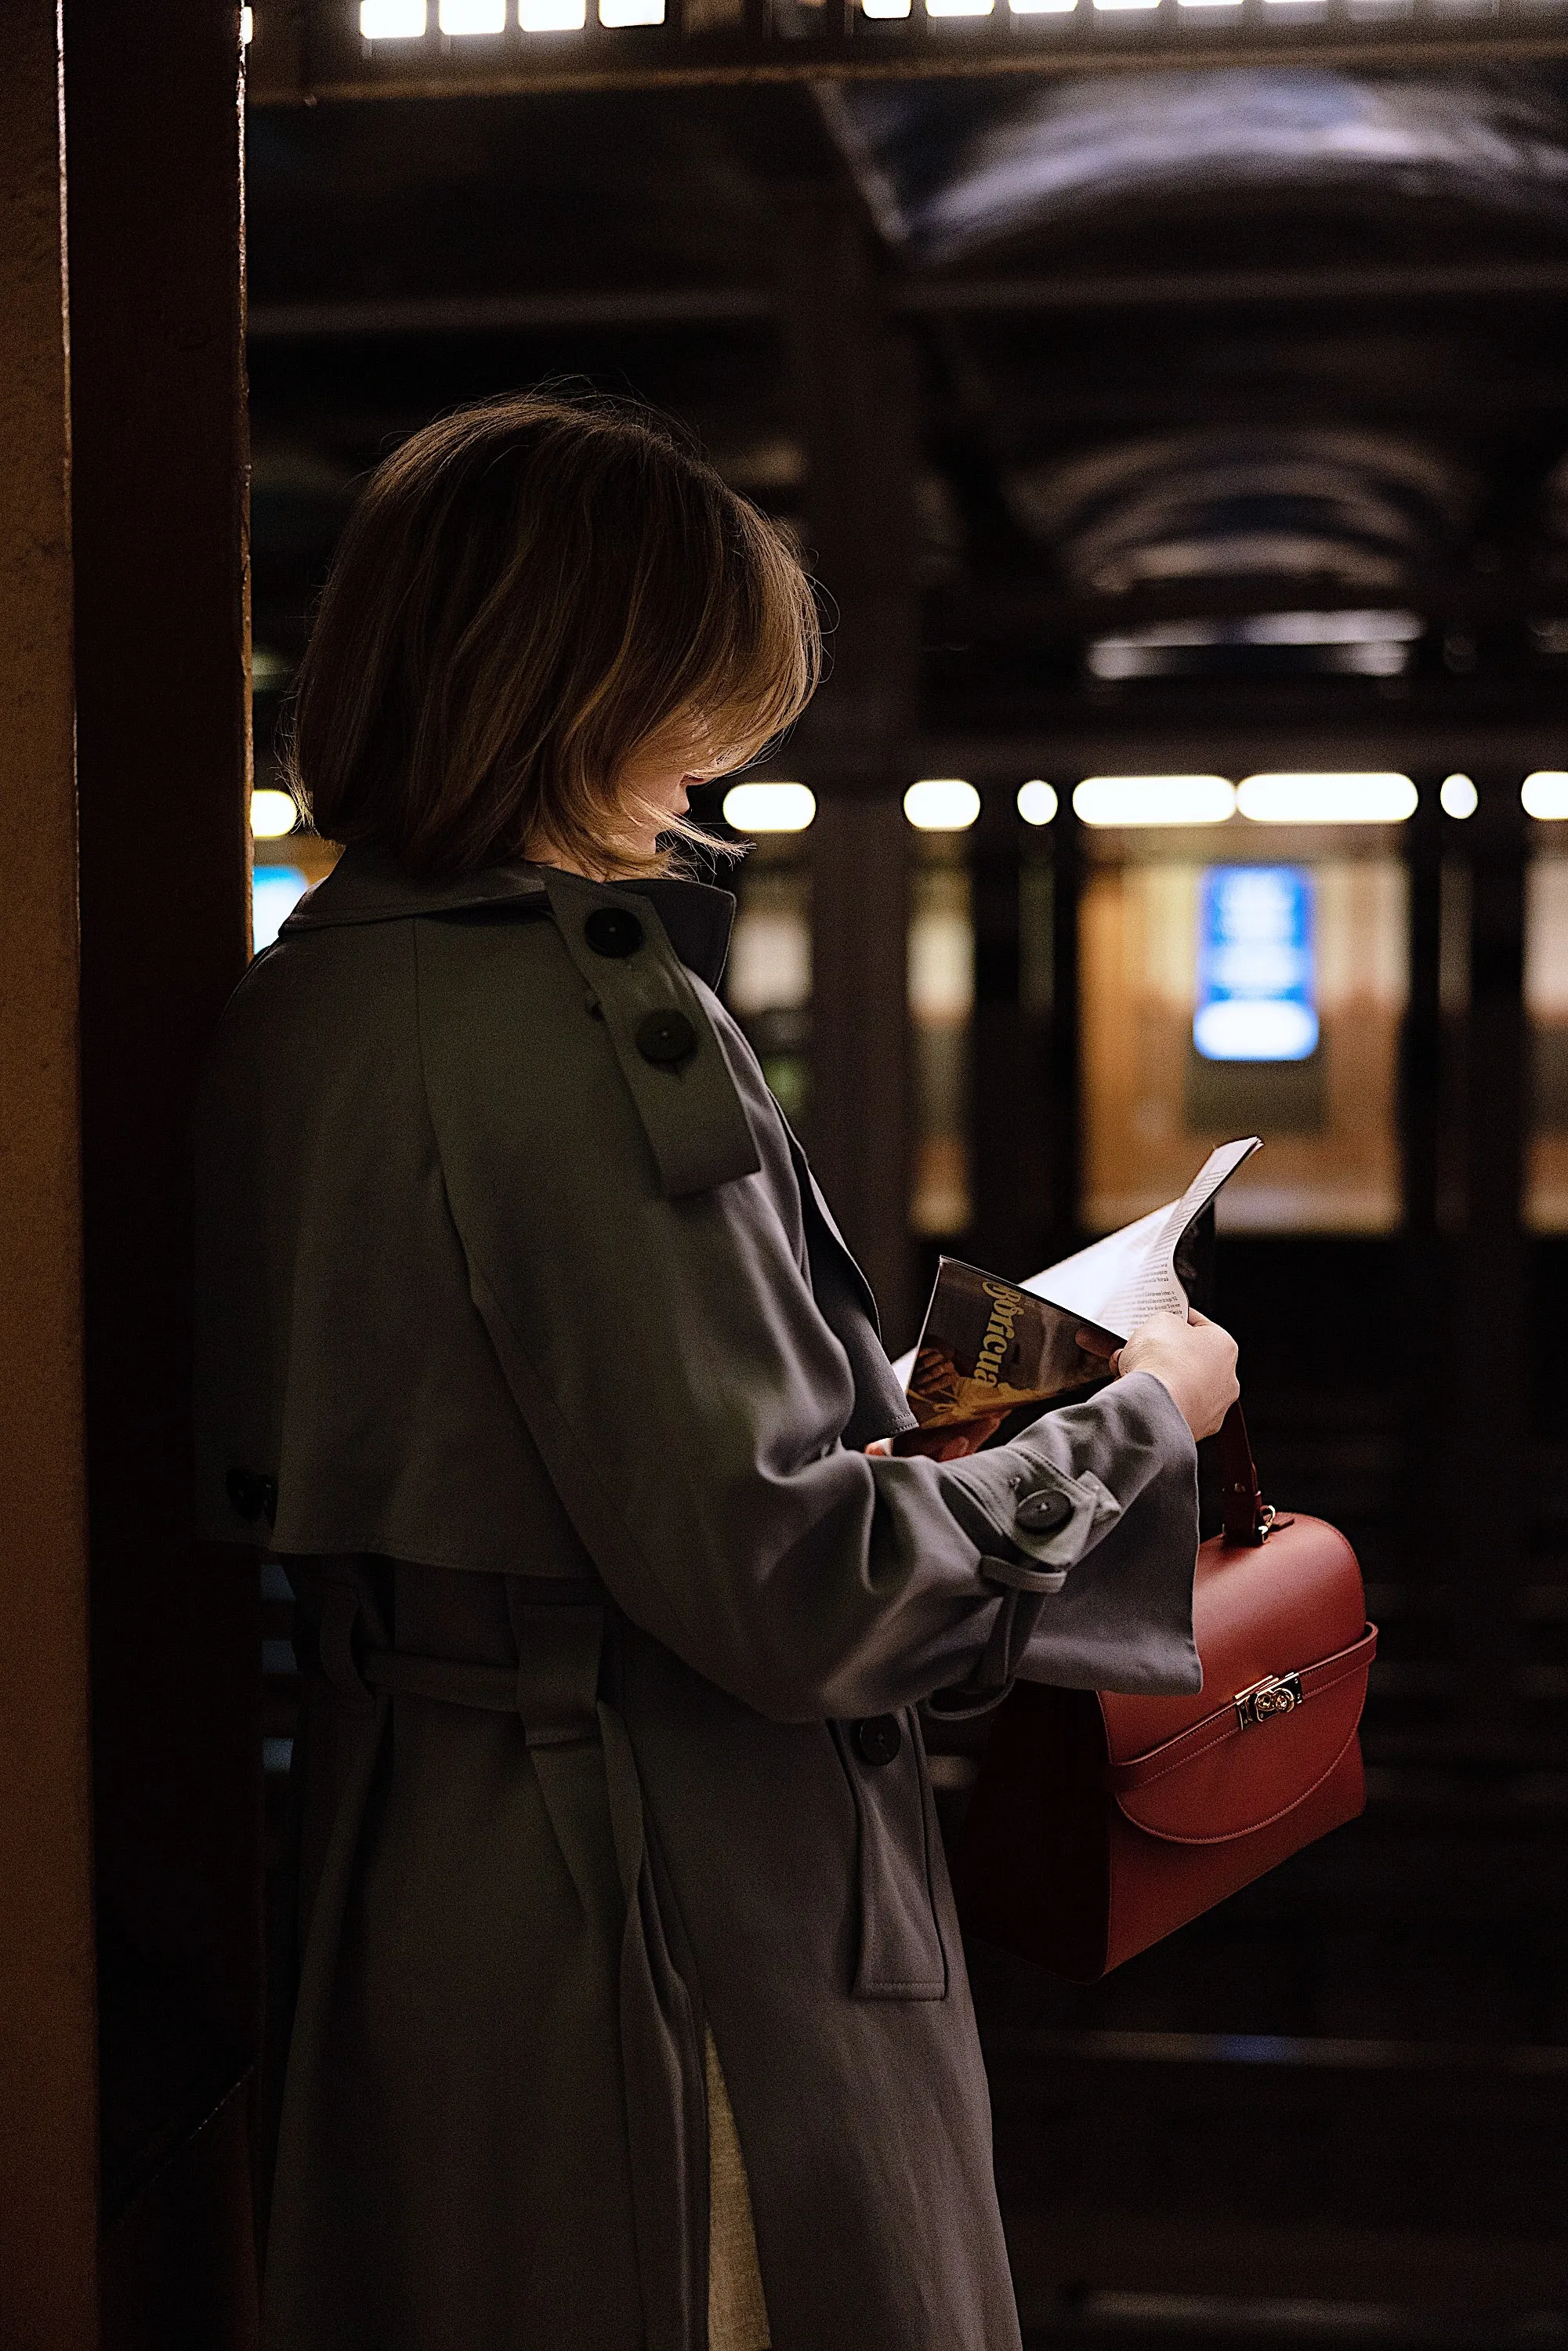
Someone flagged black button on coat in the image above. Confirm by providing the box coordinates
[193,846,1202,2351]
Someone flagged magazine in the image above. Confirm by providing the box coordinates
[891,1137,1260,1460]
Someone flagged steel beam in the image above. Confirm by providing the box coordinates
[246,261,1568,345]
[248,286,775,338]
[246,10,1568,104]
[905,261,1568,314]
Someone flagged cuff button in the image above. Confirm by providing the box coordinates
[1016,1488,1071,1536]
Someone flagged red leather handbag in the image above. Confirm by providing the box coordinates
[953,1406,1377,1980]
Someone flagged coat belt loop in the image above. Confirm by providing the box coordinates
[505,1578,605,1749]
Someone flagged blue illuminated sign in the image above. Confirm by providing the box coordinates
[1194,865,1318,1063]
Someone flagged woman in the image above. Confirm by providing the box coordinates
[194,395,1238,2351]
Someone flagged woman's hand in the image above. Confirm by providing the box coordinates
[1110,1309,1240,1440]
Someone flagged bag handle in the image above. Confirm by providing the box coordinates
[1218,1401,1273,1545]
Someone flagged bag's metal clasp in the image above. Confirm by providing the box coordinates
[1234,1670,1302,1729]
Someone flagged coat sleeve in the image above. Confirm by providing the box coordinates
[415,901,1200,1724]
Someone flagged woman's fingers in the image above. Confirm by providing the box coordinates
[1114,1311,1240,1440]
[1075,1326,1117,1360]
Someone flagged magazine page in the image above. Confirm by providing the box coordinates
[1020,1136,1260,1339]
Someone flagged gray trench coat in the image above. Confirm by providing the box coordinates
[193,846,1202,2351]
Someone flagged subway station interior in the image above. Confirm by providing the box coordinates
[5,0,1568,2343]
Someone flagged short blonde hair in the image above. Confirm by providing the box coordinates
[285,393,820,876]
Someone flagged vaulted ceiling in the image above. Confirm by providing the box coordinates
[247,62,1568,763]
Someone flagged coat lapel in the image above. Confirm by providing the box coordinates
[777,1117,916,1448]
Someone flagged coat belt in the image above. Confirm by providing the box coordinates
[308,1560,706,2348]
[317,1567,607,1748]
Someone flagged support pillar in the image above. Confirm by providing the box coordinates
[966,780,1076,1283]
[780,197,919,1345]
[65,0,258,2336]
[0,8,100,2342]
[1454,771,1528,1744]
[1048,788,1084,1263]
[1400,773,1446,1582]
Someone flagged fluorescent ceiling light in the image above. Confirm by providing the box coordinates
[1440,773,1478,819]
[861,0,913,17]
[601,0,664,20]
[440,0,505,24]
[1088,640,1165,681]
[1523,771,1568,820]
[1089,608,1421,681]
[1237,773,1417,824]
[905,778,981,831]
[519,0,585,23]
[1244,609,1421,645]
[360,0,426,31]
[251,788,299,839]
[1074,776,1236,828]
[1334,643,1407,676]
[722,782,816,835]
[1017,779,1059,826]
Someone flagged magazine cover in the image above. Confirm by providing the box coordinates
[893,1261,1121,1461]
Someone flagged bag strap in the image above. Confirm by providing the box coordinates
[1219,1401,1272,1545]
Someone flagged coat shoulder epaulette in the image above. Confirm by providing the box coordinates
[540,868,761,1199]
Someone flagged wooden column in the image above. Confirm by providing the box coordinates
[0,7,100,2342]
[64,0,258,2337]
[780,197,919,1345]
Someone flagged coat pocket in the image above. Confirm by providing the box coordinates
[831,1709,948,2001]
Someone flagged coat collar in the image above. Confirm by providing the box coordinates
[282,842,738,991]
